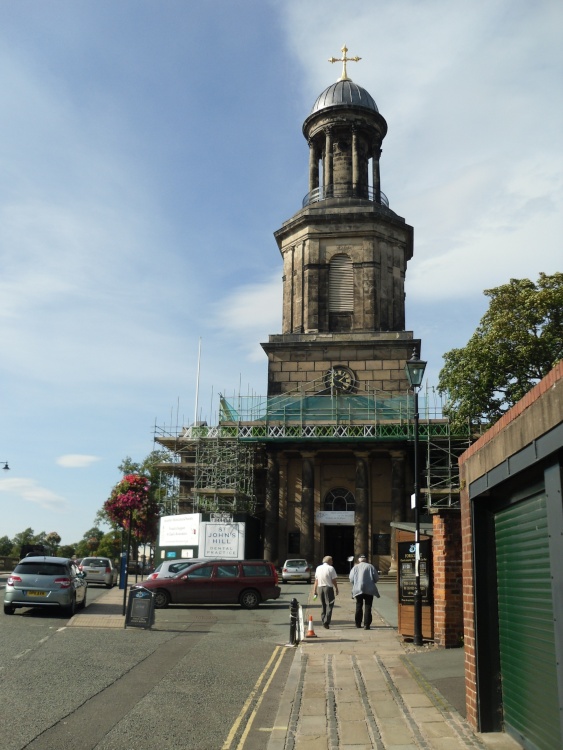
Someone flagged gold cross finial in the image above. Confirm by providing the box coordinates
[328,44,361,81]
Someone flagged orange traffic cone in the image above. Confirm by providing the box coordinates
[305,614,317,638]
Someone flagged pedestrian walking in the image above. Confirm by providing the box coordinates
[349,554,380,629]
[313,555,339,629]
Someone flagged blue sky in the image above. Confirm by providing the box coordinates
[1,0,561,545]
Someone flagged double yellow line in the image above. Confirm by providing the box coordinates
[222,645,286,749]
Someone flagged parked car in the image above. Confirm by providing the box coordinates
[145,559,208,581]
[281,559,312,584]
[4,556,87,616]
[134,559,281,609]
[79,557,118,588]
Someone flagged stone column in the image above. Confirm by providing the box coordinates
[301,453,315,561]
[324,128,333,195]
[277,456,288,563]
[355,453,369,556]
[263,452,279,563]
[372,147,382,203]
[308,139,319,194]
[390,450,406,572]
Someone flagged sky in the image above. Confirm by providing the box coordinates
[0,0,561,546]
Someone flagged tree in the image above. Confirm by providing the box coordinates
[438,272,563,427]
[45,532,61,555]
[75,527,104,558]
[9,528,46,557]
[96,530,122,561]
[0,535,12,555]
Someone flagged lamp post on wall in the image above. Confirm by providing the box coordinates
[404,349,427,647]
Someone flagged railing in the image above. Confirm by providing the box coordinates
[302,184,389,208]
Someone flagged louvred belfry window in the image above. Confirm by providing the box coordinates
[329,254,353,311]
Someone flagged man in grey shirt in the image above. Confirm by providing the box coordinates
[349,554,379,629]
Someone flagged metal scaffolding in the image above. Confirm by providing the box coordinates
[154,385,471,516]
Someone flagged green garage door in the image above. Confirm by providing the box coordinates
[495,493,561,749]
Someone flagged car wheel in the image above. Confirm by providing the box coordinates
[154,589,170,609]
[4,604,15,615]
[64,596,76,617]
[106,581,112,589]
[239,589,260,609]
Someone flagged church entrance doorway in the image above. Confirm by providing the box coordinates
[323,525,354,574]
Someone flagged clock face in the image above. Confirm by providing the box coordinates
[325,366,355,393]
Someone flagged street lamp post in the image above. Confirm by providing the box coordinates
[404,350,427,647]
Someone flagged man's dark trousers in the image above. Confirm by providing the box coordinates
[319,586,335,625]
[355,593,374,628]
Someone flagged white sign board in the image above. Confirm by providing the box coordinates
[315,511,355,525]
[201,522,245,559]
[159,514,201,547]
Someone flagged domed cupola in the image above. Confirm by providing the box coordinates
[311,79,379,114]
[302,45,388,208]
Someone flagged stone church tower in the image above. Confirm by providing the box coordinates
[261,50,420,572]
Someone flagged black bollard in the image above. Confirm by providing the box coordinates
[288,597,299,646]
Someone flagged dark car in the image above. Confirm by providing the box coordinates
[4,556,88,616]
[134,559,281,610]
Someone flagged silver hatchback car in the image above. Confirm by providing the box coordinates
[281,559,312,584]
[4,556,87,616]
[79,557,118,588]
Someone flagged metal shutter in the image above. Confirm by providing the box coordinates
[329,255,353,311]
[494,493,560,749]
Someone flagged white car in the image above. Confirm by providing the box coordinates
[145,559,208,580]
[79,557,118,588]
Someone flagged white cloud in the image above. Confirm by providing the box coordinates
[212,272,282,362]
[0,478,69,512]
[56,455,101,468]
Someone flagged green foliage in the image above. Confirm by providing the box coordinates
[44,531,61,555]
[438,273,563,426]
[59,545,76,558]
[74,527,104,558]
[0,535,13,555]
[96,531,122,560]
[9,528,46,557]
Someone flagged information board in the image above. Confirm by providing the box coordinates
[398,539,432,605]
[125,587,155,629]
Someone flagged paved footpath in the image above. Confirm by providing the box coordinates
[268,580,521,750]
[3,573,522,749]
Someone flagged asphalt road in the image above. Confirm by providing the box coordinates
[0,579,309,750]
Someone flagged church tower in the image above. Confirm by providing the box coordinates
[263,47,417,397]
[261,49,420,572]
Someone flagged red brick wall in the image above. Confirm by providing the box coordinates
[460,463,478,727]
[432,511,464,648]
[458,360,563,730]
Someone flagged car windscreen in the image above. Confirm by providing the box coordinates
[14,563,69,576]
[286,560,307,567]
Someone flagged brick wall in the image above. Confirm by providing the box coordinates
[432,511,464,648]
[459,359,563,730]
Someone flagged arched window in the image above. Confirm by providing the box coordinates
[324,487,356,512]
[329,254,353,312]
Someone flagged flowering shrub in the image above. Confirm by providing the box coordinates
[104,474,158,541]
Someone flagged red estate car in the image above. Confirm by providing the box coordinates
[133,559,281,610]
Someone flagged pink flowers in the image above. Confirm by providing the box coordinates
[104,473,157,541]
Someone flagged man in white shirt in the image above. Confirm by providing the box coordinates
[313,555,339,629]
